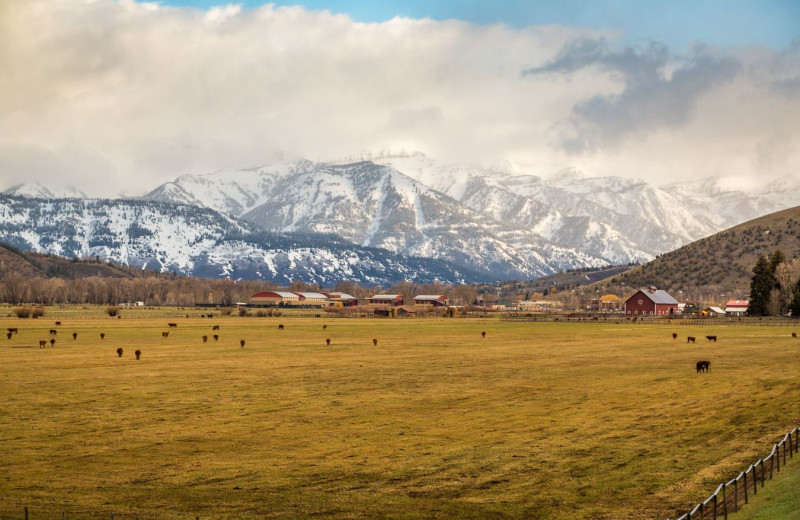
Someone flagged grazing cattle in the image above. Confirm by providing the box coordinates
[213,334,219,341]
[200,314,206,318]
[672,332,678,340]
[135,350,141,360]
[167,323,178,328]
[207,314,214,318]
[100,333,105,340]
[116,347,123,358]
[49,329,57,335]
[55,321,61,326]
[696,360,711,373]
[202,335,208,343]
[7,328,18,334]
[39,340,47,348]
[372,338,378,346]
[278,324,284,330]
[325,338,331,346]
[49,339,55,347]
[481,331,486,338]
[687,336,696,343]
[6,332,11,340]
[793,332,797,338]
[72,332,77,340]
[212,325,219,331]
[240,339,245,348]
[706,335,717,342]
[162,331,169,338]
[323,324,327,330]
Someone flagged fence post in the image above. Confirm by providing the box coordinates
[753,466,757,495]
[713,493,718,520]
[25,506,28,520]
[723,483,728,520]
[734,478,738,512]
[744,471,748,505]
[777,444,781,473]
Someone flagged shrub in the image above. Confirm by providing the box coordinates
[106,306,119,317]
[31,307,45,318]
[221,308,232,316]
[256,310,267,317]
[13,307,31,318]
[238,307,249,317]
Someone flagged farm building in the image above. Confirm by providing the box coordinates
[250,291,300,306]
[725,300,749,316]
[368,294,404,306]
[701,306,725,317]
[293,292,328,307]
[413,295,449,307]
[624,287,678,316]
[324,292,358,307]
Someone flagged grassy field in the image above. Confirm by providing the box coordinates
[1,313,799,520]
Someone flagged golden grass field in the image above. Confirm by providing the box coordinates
[1,312,799,520]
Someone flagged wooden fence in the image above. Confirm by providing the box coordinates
[669,426,799,520]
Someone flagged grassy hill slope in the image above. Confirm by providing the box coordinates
[0,243,158,280]
[610,206,800,299]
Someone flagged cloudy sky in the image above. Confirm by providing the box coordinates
[1,0,799,196]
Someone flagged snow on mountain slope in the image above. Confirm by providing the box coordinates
[240,161,609,279]
[0,194,492,285]
[3,181,87,199]
[143,160,319,216]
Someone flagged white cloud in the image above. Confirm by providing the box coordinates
[0,0,798,196]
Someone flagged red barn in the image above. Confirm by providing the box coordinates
[624,287,678,316]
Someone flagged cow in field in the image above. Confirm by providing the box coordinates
[49,339,55,347]
[202,335,208,343]
[39,340,47,348]
[240,340,245,348]
[213,334,219,341]
[7,328,18,334]
[116,348,124,358]
[162,331,169,338]
[135,350,141,360]
[72,332,77,340]
[373,338,378,346]
[706,335,717,342]
[55,321,61,326]
[100,333,105,340]
[793,333,797,338]
[672,332,678,340]
[49,329,57,335]
[481,331,486,338]
[696,360,710,373]
[167,323,178,328]
[212,325,220,331]
[6,332,11,340]
[278,324,284,330]
[326,338,331,346]
[687,336,696,343]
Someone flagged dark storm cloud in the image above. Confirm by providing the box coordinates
[525,39,740,153]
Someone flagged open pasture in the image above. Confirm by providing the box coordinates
[1,316,799,519]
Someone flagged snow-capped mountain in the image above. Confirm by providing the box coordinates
[3,181,87,199]
[5,152,797,284]
[0,195,489,285]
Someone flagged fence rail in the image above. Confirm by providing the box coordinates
[669,426,799,520]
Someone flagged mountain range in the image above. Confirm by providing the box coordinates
[2,152,798,285]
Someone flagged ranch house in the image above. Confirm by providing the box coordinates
[624,287,678,316]
[368,294,404,306]
[725,300,749,316]
[413,295,449,307]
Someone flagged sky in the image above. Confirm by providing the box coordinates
[1,0,799,196]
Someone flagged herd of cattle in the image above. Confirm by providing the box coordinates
[4,323,798,373]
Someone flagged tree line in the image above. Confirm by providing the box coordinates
[0,273,480,308]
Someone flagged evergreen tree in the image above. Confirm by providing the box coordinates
[748,255,772,316]
[790,279,800,318]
